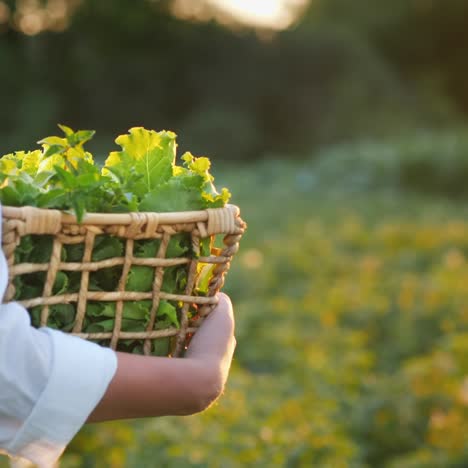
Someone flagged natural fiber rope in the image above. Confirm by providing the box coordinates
[125,213,146,238]
[9,256,194,276]
[40,238,62,326]
[174,231,201,356]
[195,210,246,323]
[206,205,239,236]
[18,291,219,308]
[73,230,96,333]
[18,206,62,236]
[75,326,199,341]
[143,231,170,355]
[111,237,135,349]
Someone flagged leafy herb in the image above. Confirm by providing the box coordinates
[2,125,231,355]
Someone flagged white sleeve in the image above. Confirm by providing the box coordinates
[0,208,118,468]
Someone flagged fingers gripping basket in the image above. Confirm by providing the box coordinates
[1,204,245,357]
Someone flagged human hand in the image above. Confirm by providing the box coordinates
[185,293,237,392]
[88,293,236,422]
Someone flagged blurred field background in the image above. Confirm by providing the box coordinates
[2,0,468,466]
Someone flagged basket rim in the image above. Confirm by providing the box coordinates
[1,203,241,226]
[1,203,245,356]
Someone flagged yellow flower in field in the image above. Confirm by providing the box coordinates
[444,248,465,270]
[108,447,126,468]
[259,426,273,442]
[445,221,468,242]
[428,409,466,452]
[460,307,468,323]
[423,288,443,310]
[359,254,382,275]
[398,275,419,311]
[457,376,468,406]
[413,227,441,250]
[429,408,448,430]
[305,345,327,369]
[441,319,455,333]
[320,309,337,328]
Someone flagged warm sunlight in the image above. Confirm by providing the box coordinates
[208,0,304,29]
[171,0,308,30]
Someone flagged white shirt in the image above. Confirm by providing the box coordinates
[0,206,117,468]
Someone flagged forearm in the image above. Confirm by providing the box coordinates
[87,352,221,423]
[87,294,235,423]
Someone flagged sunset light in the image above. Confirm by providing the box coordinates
[171,0,308,30]
[209,0,305,29]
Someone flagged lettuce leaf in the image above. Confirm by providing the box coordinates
[1,124,233,356]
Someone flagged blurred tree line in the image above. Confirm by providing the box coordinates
[0,0,467,161]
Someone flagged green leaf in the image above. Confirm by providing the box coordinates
[57,124,74,137]
[89,266,122,291]
[84,318,146,334]
[21,151,42,176]
[53,271,69,295]
[161,266,187,293]
[134,239,161,258]
[34,170,56,188]
[28,236,53,263]
[0,150,42,176]
[104,127,176,196]
[181,152,212,181]
[38,136,67,147]
[15,235,34,262]
[72,197,86,223]
[49,304,75,328]
[196,263,216,294]
[43,144,65,159]
[74,130,96,146]
[200,237,212,257]
[13,275,24,301]
[122,301,152,321]
[92,236,124,261]
[30,306,41,327]
[37,153,66,173]
[179,151,231,207]
[36,189,68,208]
[54,164,77,189]
[0,184,22,206]
[157,300,179,327]
[139,176,205,212]
[66,271,82,293]
[64,243,84,262]
[0,158,19,180]
[0,174,43,207]
[166,233,190,258]
[76,171,100,187]
[87,301,151,321]
[126,266,154,292]
[152,338,171,356]
[39,303,76,331]
[201,186,231,207]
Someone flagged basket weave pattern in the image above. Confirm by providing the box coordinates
[1,204,245,356]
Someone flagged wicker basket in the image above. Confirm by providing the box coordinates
[1,204,245,357]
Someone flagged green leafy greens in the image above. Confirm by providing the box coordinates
[1,126,231,355]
